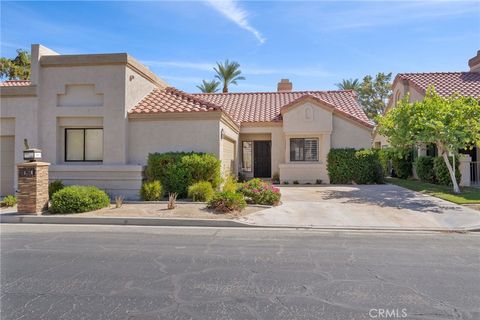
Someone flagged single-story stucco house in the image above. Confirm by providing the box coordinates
[0,44,373,199]
[373,50,480,186]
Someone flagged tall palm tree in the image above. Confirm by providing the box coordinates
[335,78,360,91]
[197,79,220,93]
[214,60,245,93]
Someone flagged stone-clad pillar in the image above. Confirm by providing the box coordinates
[459,155,471,187]
[16,162,50,214]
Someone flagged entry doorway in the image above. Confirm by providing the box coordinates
[253,141,271,178]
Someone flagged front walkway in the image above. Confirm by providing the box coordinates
[240,184,480,230]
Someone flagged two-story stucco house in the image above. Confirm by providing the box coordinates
[0,44,373,199]
[373,50,480,186]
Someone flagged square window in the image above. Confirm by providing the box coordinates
[290,138,318,161]
[65,128,103,162]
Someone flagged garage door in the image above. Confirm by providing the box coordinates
[222,139,235,176]
[1,136,15,196]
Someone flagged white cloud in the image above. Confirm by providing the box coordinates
[205,0,265,44]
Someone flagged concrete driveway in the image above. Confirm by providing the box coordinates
[240,184,480,230]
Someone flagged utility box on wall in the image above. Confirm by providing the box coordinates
[16,161,50,214]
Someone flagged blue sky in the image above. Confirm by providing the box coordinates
[1,1,479,92]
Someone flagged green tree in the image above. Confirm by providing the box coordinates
[0,49,31,80]
[357,72,392,121]
[197,79,220,93]
[335,78,360,91]
[378,87,480,193]
[214,60,245,93]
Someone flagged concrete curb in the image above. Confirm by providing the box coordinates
[1,214,478,233]
[0,215,253,228]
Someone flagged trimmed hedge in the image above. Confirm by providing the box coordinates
[327,148,384,184]
[391,154,412,179]
[145,152,221,197]
[414,156,435,183]
[434,156,461,186]
[140,180,163,201]
[51,186,110,214]
[188,181,214,202]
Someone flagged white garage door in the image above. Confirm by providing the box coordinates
[1,136,15,196]
[222,139,235,176]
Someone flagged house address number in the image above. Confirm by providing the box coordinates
[19,168,36,178]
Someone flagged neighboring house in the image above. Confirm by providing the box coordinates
[373,50,480,185]
[0,44,373,198]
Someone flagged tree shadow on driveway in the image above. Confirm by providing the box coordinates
[315,185,462,214]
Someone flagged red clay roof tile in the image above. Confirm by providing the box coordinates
[0,80,31,87]
[396,72,480,98]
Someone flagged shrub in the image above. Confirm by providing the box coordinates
[354,149,384,184]
[272,172,280,184]
[378,148,394,176]
[391,156,412,179]
[327,148,384,184]
[145,152,221,197]
[222,175,238,193]
[434,156,461,186]
[51,186,110,214]
[188,181,214,201]
[327,148,356,184]
[140,180,163,201]
[0,195,17,207]
[239,178,281,205]
[207,191,247,213]
[414,156,435,183]
[48,180,65,199]
[167,192,178,209]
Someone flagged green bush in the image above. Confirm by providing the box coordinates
[378,148,394,176]
[238,178,282,205]
[188,181,214,202]
[391,153,413,179]
[354,149,384,184]
[207,191,247,213]
[327,148,356,184]
[48,180,64,199]
[414,156,435,183]
[140,180,163,201]
[51,186,110,214]
[434,156,461,186]
[0,195,17,207]
[145,152,221,197]
[327,148,384,184]
[222,175,238,193]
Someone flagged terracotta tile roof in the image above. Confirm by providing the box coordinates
[194,90,373,127]
[130,87,373,127]
[0,80,31,87]
[128,87,223,115]
[396,72,480,98]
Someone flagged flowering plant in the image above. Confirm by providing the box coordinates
[239,178,281,205]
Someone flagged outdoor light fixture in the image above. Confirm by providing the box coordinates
[23,148,42,162]
[220,129,225,140]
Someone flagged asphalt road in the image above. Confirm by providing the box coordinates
[1,225,479,320]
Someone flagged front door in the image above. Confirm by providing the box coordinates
[254,141,271,178]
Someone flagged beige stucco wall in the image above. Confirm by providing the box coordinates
[332,115,372,149]
[127,116,221,165]
[0,97,38,191]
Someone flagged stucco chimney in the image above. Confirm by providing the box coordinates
[277,79,293,92]
[468,50,480,72]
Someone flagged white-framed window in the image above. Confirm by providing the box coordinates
[290,138,318,161]
[65,128,103,162]
[242,141,252,171]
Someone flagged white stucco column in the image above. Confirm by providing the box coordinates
[459,154,471,187]
[321,133,331,183]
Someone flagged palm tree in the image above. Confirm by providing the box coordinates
[335,78,360,91]
[197,79,220,93]
[214,60,245,93]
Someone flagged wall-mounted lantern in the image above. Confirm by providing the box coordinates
[220,129,225,140]
[23,148,42,162]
